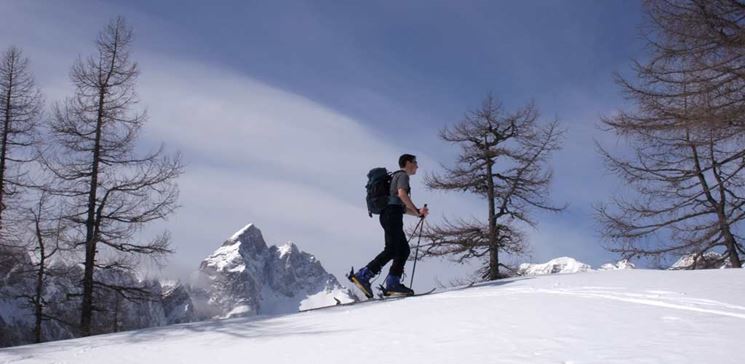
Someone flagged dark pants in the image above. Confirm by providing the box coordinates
[366,205,410,277]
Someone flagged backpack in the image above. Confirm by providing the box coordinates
[365,168,401,217]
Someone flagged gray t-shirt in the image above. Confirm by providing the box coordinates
[389,171,410,205]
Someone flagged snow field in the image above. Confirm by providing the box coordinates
[1,269,743,364]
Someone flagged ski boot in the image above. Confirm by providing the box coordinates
[347,266,375,299]
[382,274,414,297]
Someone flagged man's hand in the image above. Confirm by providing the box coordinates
[418,205,429,218]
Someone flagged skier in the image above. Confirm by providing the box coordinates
[351,154,429,298]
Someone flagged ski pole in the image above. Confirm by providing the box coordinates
[406,214,425,244]
[409,204,427,288]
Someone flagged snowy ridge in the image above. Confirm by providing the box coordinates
[201,239,244,272]
[228,223,258,241]
[277,242,293,259]
[2,269,743,363]
[599,259,636,271]
[518,257,636,276]
[669,252,744,270]
[517,256,593,275]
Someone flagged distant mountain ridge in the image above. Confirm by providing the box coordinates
[668,252,743,270]
[517,257,635,276]
[0,223,353,347]
[515,253,744,277]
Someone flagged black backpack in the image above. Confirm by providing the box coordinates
[365,168,401,217]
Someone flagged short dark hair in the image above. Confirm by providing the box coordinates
[399,154,416,168]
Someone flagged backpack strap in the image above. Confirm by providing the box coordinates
[388,170,407,205]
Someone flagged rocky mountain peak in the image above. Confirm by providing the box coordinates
[194,223,354,318]
[230,223,268,253]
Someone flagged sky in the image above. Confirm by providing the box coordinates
[0,0,647,288]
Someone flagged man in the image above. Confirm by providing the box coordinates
[351,154,429,297]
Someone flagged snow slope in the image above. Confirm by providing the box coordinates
[1,269,743,364]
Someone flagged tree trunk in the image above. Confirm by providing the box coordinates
[721,226,742,267]
[486,157,498,280]
[0,58,13,232]
[709,141,743,268]
[80,88,106,337]
[33,218,45,343]
[688,133,742,268]
[81,26,122,336]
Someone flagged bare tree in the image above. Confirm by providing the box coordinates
[0,46,42,237]
[599,1,745,269]
[598,81,745,269]
[621,0,745,131]
[13,191,68,343]
[421,95,564,280]
[45,17,183,336]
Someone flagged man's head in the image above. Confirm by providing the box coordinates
[399,154,418,175]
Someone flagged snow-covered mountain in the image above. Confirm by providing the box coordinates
[0,223,352,347]
[0,249,165,347]
[517,256,594,275]
[517,257,635,276]
[161,281,198,324]
[191,224,354,318]
[668,252,743,270]
[599,259,636,271]
[3,268,742,363]
[518,254,744,276]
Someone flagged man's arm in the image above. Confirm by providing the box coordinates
[398,188,420,216]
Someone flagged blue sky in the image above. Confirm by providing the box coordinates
[0,1,646,287]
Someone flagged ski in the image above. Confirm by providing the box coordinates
[377,287,436,299]
[375,282,435,299]
[299,287,436,313]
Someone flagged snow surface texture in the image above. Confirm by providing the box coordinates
[1,268,742,364]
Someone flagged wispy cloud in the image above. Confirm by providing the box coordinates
[135,58,416,276]
[0,0,647,286]
[1,6,472,283]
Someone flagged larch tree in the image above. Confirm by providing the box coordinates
[625,0,745,131]
[421,95,564,280]
[15,191,67,343]
[598,0,745,268]
[0,46,42,239]
[45,17,183,336]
